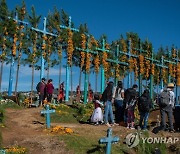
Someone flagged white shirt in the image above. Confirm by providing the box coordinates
[112,87,124,100]
[167,88,175,107]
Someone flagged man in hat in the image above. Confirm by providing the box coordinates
[159,83,175,132]
[36,78,47,107]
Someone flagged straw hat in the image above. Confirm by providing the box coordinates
[167,83,174,88]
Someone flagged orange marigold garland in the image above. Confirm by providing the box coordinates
[128,58,134,71]
[172,65,176,78]
[145,59,150,78]
[94,54,100,74]
[102,52,108,75]
[162,68,167,83]
[80,34,86,69]
[177,63,180,86]
[151,64,155,76]
[42,34,47,58]
[120,39,127,52]
[32,32,38,64]
[12,26,19,56]
[115,64,120,79]
[90,36,98,47]
[86,52,91,73]
[133,58,138,78]
[67,29,74,66]
[139,55,144,74]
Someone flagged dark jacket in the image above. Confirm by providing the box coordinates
[138,93,152,112]
[101,88,113,102]
[123,88,137,106]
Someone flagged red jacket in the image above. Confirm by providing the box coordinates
[46,83,54,94]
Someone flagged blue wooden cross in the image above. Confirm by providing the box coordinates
[156,56,168,90]
[8,12,28,96]
[31,17,57,81]
[59,16,79,102]
[76,35,98,103]
[99,128,119,154]
[172,49,180,105]
[107,45,128,86]
[40,105,55,128]
[96,39,110,93]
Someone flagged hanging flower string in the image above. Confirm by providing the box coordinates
[80,33,86,69]
[139,54,144,75]
[151,64,155,76]
[12,24,19,56]
[94,54,100,74]
[67,29,74,66]
[133,58,138,79]
[162,68,167,83]
[102,52,108,76]
[115,64,120,79]
[145,59,150,78]
[85,40,92,73]
[128,58,134,71]
[42,35,47,58]
[177,63,180,86]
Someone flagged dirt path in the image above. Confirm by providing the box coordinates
[1,108,180,154]
[1,108,73,154]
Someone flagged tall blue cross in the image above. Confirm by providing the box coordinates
[8,12,28,96]
[96,39,110,93]
[156,56,168,90]
[172,49,180,105]
[76,35,97,103]
[40,104,55,128]
[99,128,119,154]
[119,40,138,89]
[31,17,57,81]
[59,16,79,102]
[107,45,128,86]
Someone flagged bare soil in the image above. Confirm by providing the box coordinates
[1,108,180,154]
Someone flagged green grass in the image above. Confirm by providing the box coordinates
[50,104,79,123]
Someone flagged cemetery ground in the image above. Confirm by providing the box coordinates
[0,100,180,154]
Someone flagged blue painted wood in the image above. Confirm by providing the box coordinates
[41,105,55,128]
[31,17,57,81]
[59,16,79,102]
[8,12,28,96]
[99,128,119,154]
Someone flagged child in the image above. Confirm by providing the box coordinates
[91,94,104,125]
[126,97,137,129]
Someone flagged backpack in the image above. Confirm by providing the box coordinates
[159,90,170,107]
[138,96,149,112]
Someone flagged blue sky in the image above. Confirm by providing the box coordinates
[3,0,180,92]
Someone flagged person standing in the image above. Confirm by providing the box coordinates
[138,89,152,130]
[46,79,54,103]
[58,82,64,103]
[159,83,175,132]
[124,84,138,129]
[112,81,125,125]
[101,81,116,127]
[36,78,46,107]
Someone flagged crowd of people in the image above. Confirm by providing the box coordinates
[36,78,65,106]
[91,81,176,133]
[36,78,177,133]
